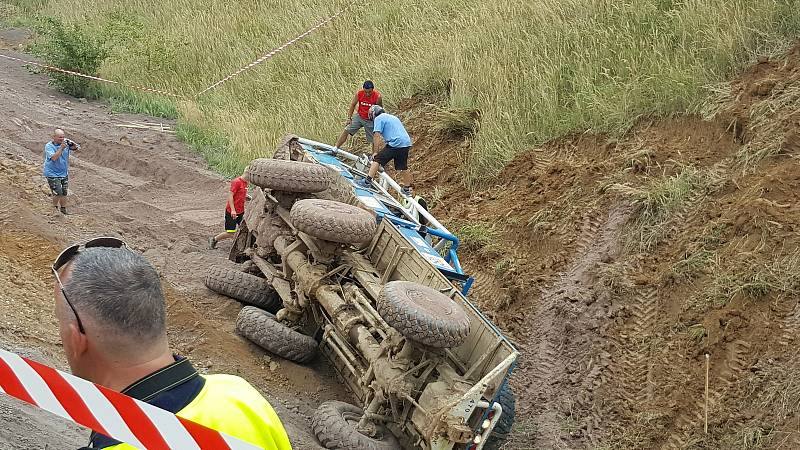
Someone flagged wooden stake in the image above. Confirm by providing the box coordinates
[704,353,710,433]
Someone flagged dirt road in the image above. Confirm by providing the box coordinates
[0,44,343,448]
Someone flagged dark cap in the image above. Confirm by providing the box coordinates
[363,80,375,90]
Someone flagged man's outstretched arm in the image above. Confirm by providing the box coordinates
[372,132,384,155]
[346,94,358,123]
[227,191,237,218]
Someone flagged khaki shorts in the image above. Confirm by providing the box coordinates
[345,114,375,143]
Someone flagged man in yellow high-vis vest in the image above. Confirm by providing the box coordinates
[51,237,292,450]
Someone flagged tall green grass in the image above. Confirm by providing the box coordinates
[10,0,800,185]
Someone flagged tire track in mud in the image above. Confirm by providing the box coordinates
[660,339,752,450]
[607,286,658,412]
[529,151,556,173]
[513,206,630,448]
[777,300,800,347]
[773,301,800,448]
[575,214,604,255]
[524,213,603,391]
[469,271,511,313]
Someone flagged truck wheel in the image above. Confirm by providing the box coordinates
[482,384,516,450]
[204,265,282,313]
[312,401,400,450]
[273,134,303,161]
[235,306,317,363]
[377,281,471,348]
[246,159,331,193]
[316,173,360,207]
[290,199,376,244]
[273,146,290,160]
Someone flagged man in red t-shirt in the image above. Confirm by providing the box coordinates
[332,80,383,151]
[209,170,248,249]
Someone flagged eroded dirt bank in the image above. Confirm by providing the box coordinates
[406,46,800,449]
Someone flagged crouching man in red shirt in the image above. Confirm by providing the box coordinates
[209,170,248,249]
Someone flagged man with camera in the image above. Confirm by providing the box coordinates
[44,128,79,215]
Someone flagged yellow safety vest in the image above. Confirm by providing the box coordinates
[106,374,292,450]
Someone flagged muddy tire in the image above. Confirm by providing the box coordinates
[273,145,290,160]
[204,265,282,313]
[273,134,303,161]
[483,384,516,450]
[245,159,331,193]
[376,281,471,348]
[316,172,360,207]
[312,401,400,450]
[290,199,376,244]
[235,306,317,363]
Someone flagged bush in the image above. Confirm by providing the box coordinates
[30,16,108,97]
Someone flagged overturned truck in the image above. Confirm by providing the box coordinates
[204,136,518,450]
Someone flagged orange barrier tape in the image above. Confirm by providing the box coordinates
[195,2,354,97]
[0,53,185,99]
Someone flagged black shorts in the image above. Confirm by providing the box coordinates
[46,176,68,196]
[374,145,410,171]
[225,211,243,232]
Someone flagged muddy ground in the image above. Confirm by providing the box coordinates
[0,41,345,447]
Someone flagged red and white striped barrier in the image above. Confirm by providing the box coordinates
[0,348,262,450]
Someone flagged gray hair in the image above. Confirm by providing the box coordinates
[368,104,384,120]
[64,248,166,344]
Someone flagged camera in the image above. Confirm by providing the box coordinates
[64,138,78,149]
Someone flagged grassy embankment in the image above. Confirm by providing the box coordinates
[3,0,800,184]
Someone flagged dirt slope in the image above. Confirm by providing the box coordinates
[0,43,345,447]
[406,47,800,449]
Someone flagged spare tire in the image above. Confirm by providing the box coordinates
[290,199,376,244]
[312,400,400,450]
[376,281,471,348]
[236,306,317,363]
[245,159,331,193]
[204,265,282,313]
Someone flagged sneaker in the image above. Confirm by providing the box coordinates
[208,237,217,250]
[401,186,412,197]
[356,177,372,189]
[59,207,68,215]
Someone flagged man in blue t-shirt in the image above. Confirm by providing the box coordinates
[44,129,80,215]
[357,105,414,195]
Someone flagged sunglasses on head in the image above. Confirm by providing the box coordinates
[52,237,128,334]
